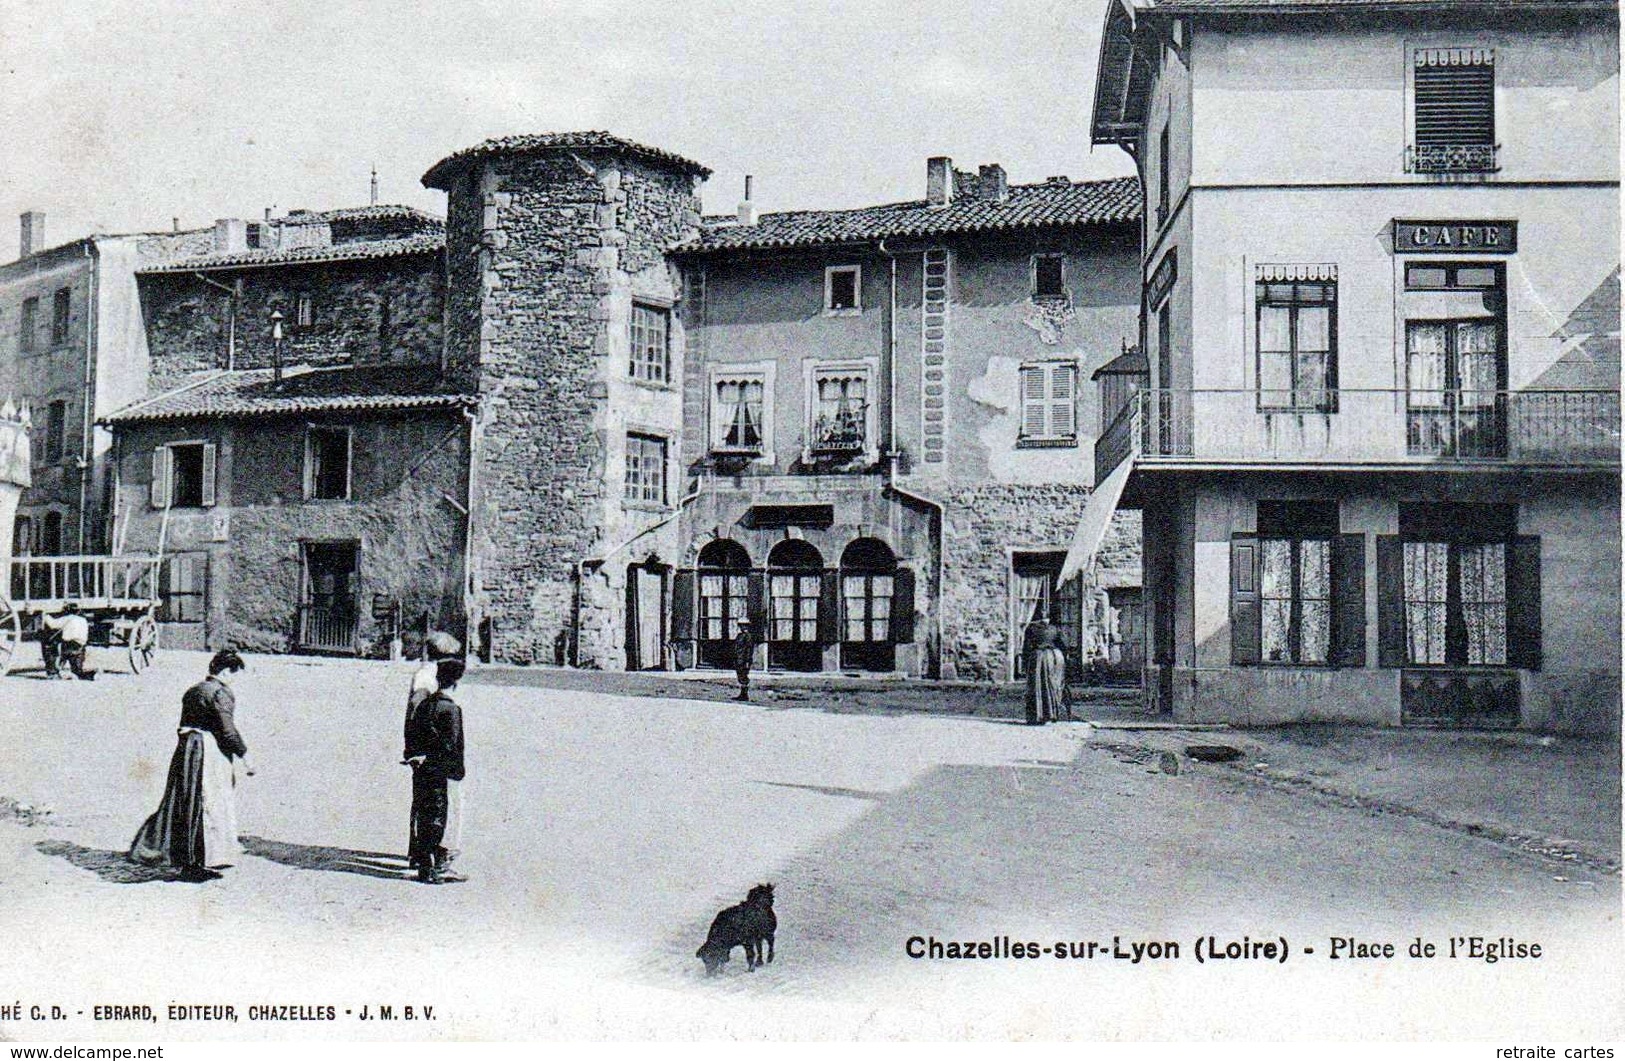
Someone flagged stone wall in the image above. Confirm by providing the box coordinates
[139,253,444,392]
[940,481,1140,681]
[114,410,468,657]
[445,148,700,666]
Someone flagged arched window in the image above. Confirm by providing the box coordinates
[840,538,898,672]
[696,539,752,669]
[767,539,824,672]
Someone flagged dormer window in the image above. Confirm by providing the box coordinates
[1409,48,1497,173]
[825,265,861,315]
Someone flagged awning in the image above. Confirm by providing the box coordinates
[1059,455,1133,585]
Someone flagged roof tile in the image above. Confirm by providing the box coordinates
[682,177,1140,254]
[423,131,712,188]
[137,232,444,274]
[103,365,474,424]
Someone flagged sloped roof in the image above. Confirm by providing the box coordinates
[103,365,474,424]
[682,177,1140,255]
[305,204,443,225]
[423,131,712,189]
[136,232,444,274]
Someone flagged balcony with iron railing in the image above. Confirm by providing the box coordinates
[1095,388,1621,482]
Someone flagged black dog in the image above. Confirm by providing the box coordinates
[696,883,776,976]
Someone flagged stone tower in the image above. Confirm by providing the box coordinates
[423,133,709,666]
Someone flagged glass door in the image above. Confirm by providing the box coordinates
[1406,319,1505,458]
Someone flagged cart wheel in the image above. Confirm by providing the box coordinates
[128,613,158,674]
[0,600,17,678]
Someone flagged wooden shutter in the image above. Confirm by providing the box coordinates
[1050,364,1076,438]
[200,443,218,507]
[1414,51,1495,147]
[746,571,767,628]
[1507,535,1542,671]
[1332,533,1367,667]
[890,567,916,644]
[1020,366,1047,437]
[818,569,840,644]
[302,429,315,500]
[1376,535,1406,668]
[150,447,170,508]
[1230,534,1261,664]
[670,569,696,642]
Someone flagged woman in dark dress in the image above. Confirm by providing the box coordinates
[1023,615,1071,724]
[129,651,252,879]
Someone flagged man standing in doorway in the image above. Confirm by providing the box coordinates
[733,619,757,702]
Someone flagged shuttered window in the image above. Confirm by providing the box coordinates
[151,442,217,509]
[1019,362,1077,443]
[1411,48,1497,172]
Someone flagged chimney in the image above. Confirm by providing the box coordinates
[19,211,45,258]
[978,163,1009,203]
[213,218,247,253]
[737,174,758,226]
[926,157,953,207]
[171,217,180,233]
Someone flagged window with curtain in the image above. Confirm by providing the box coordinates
[1403,540,1507,666]
[1262,538,1332,664]
[1257,276,1337,411]
[713,376,765,451]
[842,572,893,642]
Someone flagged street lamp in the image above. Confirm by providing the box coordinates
[269,309,285,386]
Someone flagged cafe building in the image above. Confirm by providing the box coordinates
[1082,0,1620,731]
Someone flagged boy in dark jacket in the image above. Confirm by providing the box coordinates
[404,658,467,884]
[733,620,757,702]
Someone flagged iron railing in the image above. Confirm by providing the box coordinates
[1407,143,1499,174]
[1095,389,1620,478]
[297,602,359,654]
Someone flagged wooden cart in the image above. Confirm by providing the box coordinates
[2,555,163,677]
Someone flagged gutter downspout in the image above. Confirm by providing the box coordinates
[876,238,947,680]
[77,243,97,552]
[192,272,239,370]
[461,406,480,661]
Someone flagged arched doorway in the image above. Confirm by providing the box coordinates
[696,539,752,669]
[840,538,900,672]
[767,539,824,672]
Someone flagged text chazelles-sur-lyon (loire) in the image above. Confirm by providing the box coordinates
[903,934,1544,964]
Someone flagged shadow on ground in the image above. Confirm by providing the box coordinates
[240,835,411,880]
[34,839,188,884]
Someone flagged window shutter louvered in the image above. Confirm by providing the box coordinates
[1051,364,1076,438]
[200,444,218,507]
[1021,366,1047,437]
[1507,536,1542,671]
[150,447,170,508]
[818,569,840,644]
[1231,534,1261,664]
[670,569,696,642]
[1376,535,1406,667]
[1414,49,1494,147]
[1333,533,1367,667]
[890,567,916,643]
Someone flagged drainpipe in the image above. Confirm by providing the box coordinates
[460,405,479,660]
[191,272,239,370]
[77,242,97,552]
[876,238,947,680]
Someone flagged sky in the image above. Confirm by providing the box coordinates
[0,0,1135,249]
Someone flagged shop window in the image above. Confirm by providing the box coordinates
[1256,270,1337,412]
[1018,362,1077,445]
[1233,501,1365,667]
[305,426,352,501]
[840,537,912,672]
[630,303,671,384]
[1410,48,1497,173]
[825,265,861,314]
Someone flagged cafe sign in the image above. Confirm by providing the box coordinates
[1394,219,1517,254]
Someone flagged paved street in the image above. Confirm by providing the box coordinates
[0,649,1618,1040]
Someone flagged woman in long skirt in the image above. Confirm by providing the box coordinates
[1024,617,1071,724]
[130,651,252,880]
